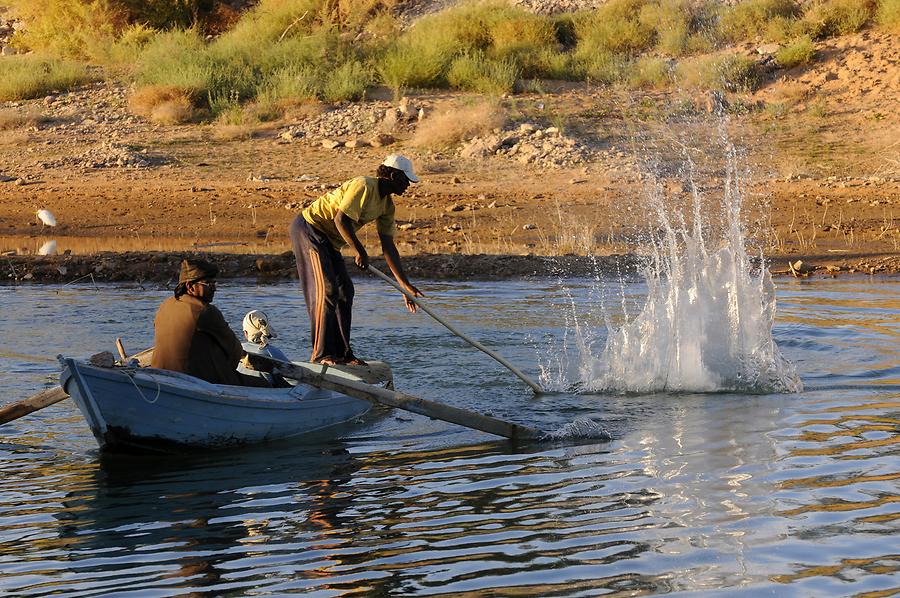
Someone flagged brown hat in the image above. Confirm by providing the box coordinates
[178,258,218,284]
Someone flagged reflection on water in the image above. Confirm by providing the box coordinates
[1,279,899,595]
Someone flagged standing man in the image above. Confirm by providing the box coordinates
[289,154,423,366]
[152,258,260,386]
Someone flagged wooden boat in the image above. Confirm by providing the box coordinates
[59,355,392,453]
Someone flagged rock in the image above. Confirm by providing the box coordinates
[345,138,370,148]
[398,96,417,120]
[321,139,343,149]
[279,128,304,141]
[444,223,462,232]
[1,45,16,56]
[522,223,537,230]
[370,133,395,147]
[757,43,780,55]
[789,260,816,277]
[451,176,462,184]
[449,204,465,212]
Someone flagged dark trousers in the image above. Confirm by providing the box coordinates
[289,216,356,363]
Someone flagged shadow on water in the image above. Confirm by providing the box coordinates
[46,442,363,596]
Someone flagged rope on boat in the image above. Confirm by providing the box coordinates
[121,367,162,405]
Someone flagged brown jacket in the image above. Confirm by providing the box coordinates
[151,294,244,385]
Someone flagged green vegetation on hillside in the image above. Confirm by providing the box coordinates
[0,0,893,112]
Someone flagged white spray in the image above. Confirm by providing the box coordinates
[542,142,802,395]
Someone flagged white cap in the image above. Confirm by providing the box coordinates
[381,154,419,183]
[243,310,277,346]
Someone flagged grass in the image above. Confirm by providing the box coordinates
[628,56,671,88]
[410,100,507,148]
[0,55,94,101]
[447,52,520,95]
[0,0,886,111]
[719,0,802,41]
[3,0,124,60]
[877,0,900,30]
[776,35,816,67]
[575,0,655,55]
[801,0,874,37]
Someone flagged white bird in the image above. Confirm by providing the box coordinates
[38,240,57,256]
[36,209,57,228]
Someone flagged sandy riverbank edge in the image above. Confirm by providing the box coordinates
[5,251,900,284]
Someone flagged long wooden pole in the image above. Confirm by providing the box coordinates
[366,265,545,394]
[0,387,68,425]
[263,357,544,440]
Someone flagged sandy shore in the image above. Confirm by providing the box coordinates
[5,249,899,285]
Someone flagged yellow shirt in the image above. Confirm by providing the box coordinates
[301,176,396,250]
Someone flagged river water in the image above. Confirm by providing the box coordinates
[1,278,898,596]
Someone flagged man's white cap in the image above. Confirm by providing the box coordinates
[381,154,419,183]
[243,310,277,346]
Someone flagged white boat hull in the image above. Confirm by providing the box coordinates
[60,358,383,453]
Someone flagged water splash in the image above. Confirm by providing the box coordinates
[541,418,612,441]
[580,142,802,394]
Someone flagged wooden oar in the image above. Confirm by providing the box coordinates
[260,356,544,440]
[1,342,155,427]
[366,265,545,394]
[0,387,68,425]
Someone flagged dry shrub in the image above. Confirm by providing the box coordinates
[129,85,195,123]
[151,99,195,124]
[769,81,809,105]
[410,101,507,149]
[211,123,258,141]
[0,108,47,130]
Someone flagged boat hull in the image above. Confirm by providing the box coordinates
[60,358,378,453]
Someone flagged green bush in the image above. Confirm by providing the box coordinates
[261,65,321,104]
[120,0,199,29]
[776,35,815,67]
[0,55,95,100]
[5,0,126,59]
[877,0,900,30]
[488,12,559,76]
[580,50,629,83]
[676,53,759,92]
[134,29,211,100]
[447,52,519,94]
[323,61,371,102]
[801,0,874,37]
[627,56,671,88]
[575,0,656,56]
[103,23,159,65]
[377,41,449,91]
[639,0,695,55]
[711,54,760,92]
[720,0,801,41]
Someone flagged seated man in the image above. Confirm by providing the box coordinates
[152,258,264,386]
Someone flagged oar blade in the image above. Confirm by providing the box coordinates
[0,387,69,425]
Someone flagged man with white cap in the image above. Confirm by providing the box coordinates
[289,154,423,366]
